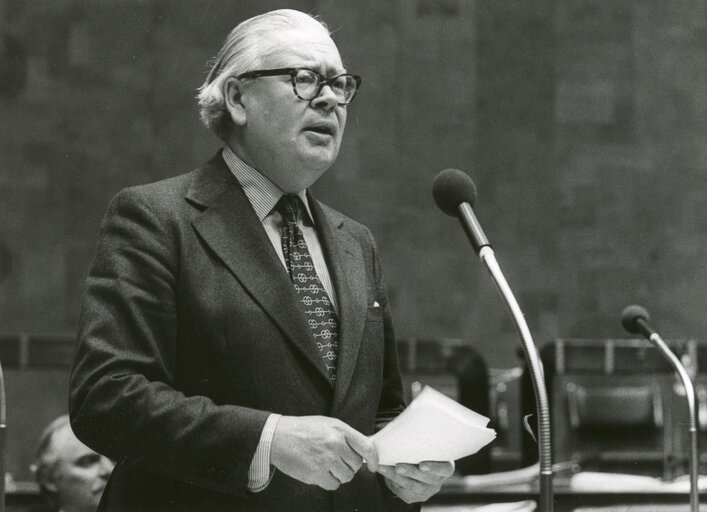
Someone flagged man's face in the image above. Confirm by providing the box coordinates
[48,425,114,512]
[230,27,349,192]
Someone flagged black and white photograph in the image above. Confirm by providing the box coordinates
[1,1,706,511]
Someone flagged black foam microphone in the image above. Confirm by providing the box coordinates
[432,169,490,253]
[620,304,657,338]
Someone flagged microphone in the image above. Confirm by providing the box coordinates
[620,305,699,512]
[621,304,657,338]
[432,169,489,253]
[433,169,554,512]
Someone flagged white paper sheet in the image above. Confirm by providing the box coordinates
[371,386,497,465]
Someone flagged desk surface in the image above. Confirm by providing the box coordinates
[6,475,705,512]
[425,471,707,512]
[425,505,701,512]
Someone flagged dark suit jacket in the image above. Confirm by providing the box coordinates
[69,153,417,511]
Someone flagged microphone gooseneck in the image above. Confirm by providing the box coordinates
[620,305,699,512]
[434,170,553,512]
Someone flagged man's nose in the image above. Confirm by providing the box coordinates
[99,456,115,477]
[310,84,339,110]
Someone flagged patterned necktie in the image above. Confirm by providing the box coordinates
[276,194,339,384]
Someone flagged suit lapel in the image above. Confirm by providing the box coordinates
[309,197,368,403]
[186,155,331,385]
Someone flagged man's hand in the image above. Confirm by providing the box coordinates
[377,461,454,503]
[270,415,379,490]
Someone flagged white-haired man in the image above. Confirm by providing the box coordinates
[32,415,114,512]
[70,9,453,511]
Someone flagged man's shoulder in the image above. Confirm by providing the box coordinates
[112,152,227,208]
[120,170,192,197]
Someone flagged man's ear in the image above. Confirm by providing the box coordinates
[36,470,58,494]
[223,77,247,126]
[30,463,59,494]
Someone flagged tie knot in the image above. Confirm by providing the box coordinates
[276,194,302,224]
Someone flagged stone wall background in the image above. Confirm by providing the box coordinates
[1,0,706,369]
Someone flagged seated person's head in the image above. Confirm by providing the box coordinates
[31,415,114,512]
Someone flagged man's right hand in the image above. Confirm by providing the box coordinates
[270,415,379,490]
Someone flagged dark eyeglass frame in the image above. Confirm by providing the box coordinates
[235,67,362,105]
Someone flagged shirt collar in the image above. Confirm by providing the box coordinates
[221,146,314,224]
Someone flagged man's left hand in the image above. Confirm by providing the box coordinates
[377,461,454,503]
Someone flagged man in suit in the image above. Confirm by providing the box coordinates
[69,9,453,511]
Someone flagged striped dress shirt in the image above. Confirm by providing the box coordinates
[222,146,338,492]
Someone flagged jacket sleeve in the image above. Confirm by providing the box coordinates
[69,187,270,497]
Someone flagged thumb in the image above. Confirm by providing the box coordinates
[344,428,379,472]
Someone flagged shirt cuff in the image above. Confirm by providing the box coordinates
[247,413,281,492]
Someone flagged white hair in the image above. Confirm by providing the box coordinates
[197,9,331,140]
[31,415,71,503]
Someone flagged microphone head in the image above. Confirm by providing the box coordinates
[621,304,651,334]
[432,168,478,216]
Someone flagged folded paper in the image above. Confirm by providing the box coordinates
[371,385,496,465]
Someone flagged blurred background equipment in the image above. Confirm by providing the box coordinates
[520,338,707,480]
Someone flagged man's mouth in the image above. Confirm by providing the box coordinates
[304,123,336,137]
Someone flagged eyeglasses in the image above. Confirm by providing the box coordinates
[235,67,361,105]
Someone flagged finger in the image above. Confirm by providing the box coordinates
[340,449,363,473]
[420,460,454,476]
[329,460,356,484]
[394,463,445,485]
[383,478,418,505]
[379,465,415,487]
[385,470,426,493]
[419,461,455,478]
[377,464,396,478]
[395,473,441,497]
[343,429,379,472]
[379,465,412,488]
[317,471,342,491]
